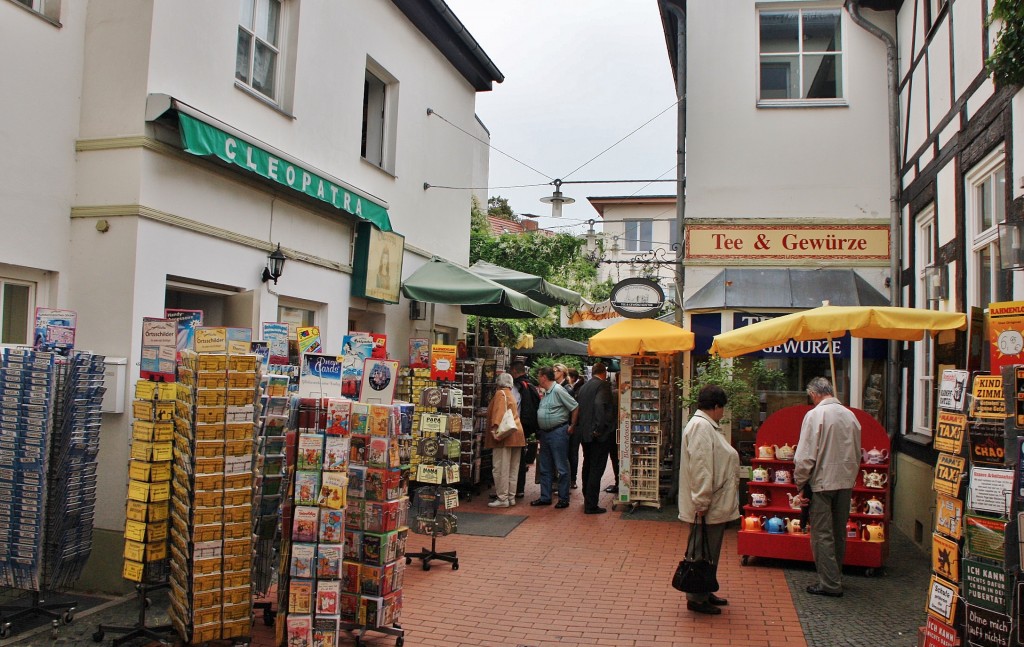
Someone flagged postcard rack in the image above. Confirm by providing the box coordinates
[0,349,105,639]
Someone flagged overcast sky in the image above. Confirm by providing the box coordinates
[442,0,679,236]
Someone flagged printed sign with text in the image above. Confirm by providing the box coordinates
[934,411,967,454]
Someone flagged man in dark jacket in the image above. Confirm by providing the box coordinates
[512,361,540,498]
[575,362,614,514]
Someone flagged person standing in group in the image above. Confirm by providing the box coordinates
[793,377,862,598]
[531,366,578,509]
[574,362,614,514]
[552,364,571,390]
[566,367,585,489]
[511,362,540,499]
[677,385,738,615]
[485,373,527,508]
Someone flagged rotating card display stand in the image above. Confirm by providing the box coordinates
[0,349,105,639]
[406,435,460,572]
[93,581,172,646]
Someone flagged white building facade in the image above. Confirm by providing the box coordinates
[2,0,498,591]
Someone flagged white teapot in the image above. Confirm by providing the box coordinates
[863,496,884,516]
[751,466,770,482]
[750,492,768,507]
[862,470,888,489]
[774,443,796,461]
[773,469,792,484]
[757,445,775,459]
[862,447,889,465]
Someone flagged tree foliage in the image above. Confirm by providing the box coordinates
[487,196,517,221]
[988,0,1024,86]
[678,356,786,427]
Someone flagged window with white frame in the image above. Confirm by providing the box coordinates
[758,7,843,103]
[912,208,937,437]
[0,279,34,346]
[967,150,1006,309]
[624,220,653,252]
[361,62,398,173]
[12,0,59,21]
[236,0,283,102]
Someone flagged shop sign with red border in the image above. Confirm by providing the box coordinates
[923,616,958,647]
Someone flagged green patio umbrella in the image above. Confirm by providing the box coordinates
[469,260,582,307]
[402,257,549,319]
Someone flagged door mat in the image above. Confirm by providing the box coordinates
[618,501,680,522]
[455,511,528,537]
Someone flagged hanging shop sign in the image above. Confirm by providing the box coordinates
[938,369,970,412]
[989,301,1024,376]
[609,278,665,319]
[684,221,889,265]
[931,533,960,582]
[933,453,966,497]
[926,575,959,625]
[968,467,1013,516]
[922,616,958,647]
[965,604,1012,647]
[964,515,1010,563]
[963,559,1012,615]
[351,222,405,304]
[969,426,1009,467]
[970,375,1007,420]
[935,494,964,539]
[176,112,392,231]
[934,411,967,454]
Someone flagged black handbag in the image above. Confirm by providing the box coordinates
[671,517,720,593]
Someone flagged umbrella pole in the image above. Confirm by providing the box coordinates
[828,337,837,389]
[430,303,436,343]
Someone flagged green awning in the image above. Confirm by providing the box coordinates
[176,112,392,232]
[402,257,549,319]
[469,260,582,307]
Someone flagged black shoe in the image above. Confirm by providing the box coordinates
[515,493,525,498]
[489,494,499,500]
[806,585,843,598]
[686,601,722,615]
[555,500,570,509]
[708,593,728,606]
[604,485,618,493]
[529,499,552,506]
[584,507,607,515]
[570,482,578,489]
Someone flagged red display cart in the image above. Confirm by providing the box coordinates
[737,405,890,575]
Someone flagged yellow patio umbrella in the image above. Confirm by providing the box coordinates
[709,304,968,384]
[588,319,695,356]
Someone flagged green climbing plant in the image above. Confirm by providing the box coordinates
[677,355,786,427]
[987,0,1024,86]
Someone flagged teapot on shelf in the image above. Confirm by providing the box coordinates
[850,496,860,514]
[751,466,770,482]
[764,515,786,534]
[742,514,765,532]
[750,492,768,507]
[786,492,805,510]
[785,518,802,534]
[773,468,793,484]
[758,445,776,459]
[862,447,890,465]
[863,496,885,516]
[846,520,860,538]
[862,521,885,542]
[774,443,797,461]
[862,470,889,489]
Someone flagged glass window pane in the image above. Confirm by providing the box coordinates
[255,0,280,46]
[803,54,841,99]
[640,221,653,251]
[979,178,993,231]
[253,40,277,96]
[760,11,799,53]
[761,57,798,99]
[239,0,254,27]
[625,221,639,251]
[802,10,841,52]
[2,284,30,345]
[979,245,992,306]
[235,29,252,83]
[994,167,1006,224]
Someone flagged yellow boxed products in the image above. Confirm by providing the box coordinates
[223,504,251,524]
[193,572,222,592]
[195,473,224,491]
[195,440,225,458]
[192,540,222,561]
[222,488,251,506]
[132,420,174,442]
[123,539,167,563]
[134,381,157,401]
[192,624,222,644]
[131,440,173,462]
[124,519,168,543]
[225,422,252,440]
[222,601,250,621]
[197,388,226,406]
[222,571,248,588]
[193,556,222,575]
[197,406,227,424]
[194,490,223,507]
[127,479,170,502]
[195,457,225,475]
[222,537,251,557]
[197,353,228,372]
[193,506,222,526]
[227,372,257,389]
[122,559,144,582]
[128,460,171,483]
[193,589,223,610]
[228,354,257,372]
[132,400,156,420]
[226,388,253,406]
[223,553,251,571]
[225,439,253,457]
[191,524,223,543]
[195,423,225,441]
[224,455,251,475]
[221,618,250,640]
[222,586,250,605]
[125,500,169,523]
[153,400,174,421]
[223,522,250,540]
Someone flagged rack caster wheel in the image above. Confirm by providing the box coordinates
[355,637,362,647]
[422,561,431,571]
[144,597,151,608]
[92,629,104,642]
[452,561,459,570]
[864,567,881,577]
[405,557,411,565]
[741,555,749,566]
[0,623,11,639]
[397,637,404,646]
[51,619,60,639]
[263,607,275,626]
[63,610,75,624]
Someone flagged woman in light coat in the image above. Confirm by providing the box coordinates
[677,384,739,615]
[486,373,527,507]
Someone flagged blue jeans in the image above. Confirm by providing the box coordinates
[538,424,571,502]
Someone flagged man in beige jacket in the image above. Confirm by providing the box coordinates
[677,385,739,615]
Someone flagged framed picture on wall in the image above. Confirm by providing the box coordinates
[351,222,405,304]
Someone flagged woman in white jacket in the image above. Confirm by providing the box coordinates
[677,384,739,615]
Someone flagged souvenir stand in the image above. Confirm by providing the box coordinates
[405,427,460,572]
[0,348,105,640]
[736,405,890,571]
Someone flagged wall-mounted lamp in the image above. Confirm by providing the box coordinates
[923,264,948,302]
[998,221,1024,270]
[540,179,575,218]
[409,300,426,321]
[261,244,286,284]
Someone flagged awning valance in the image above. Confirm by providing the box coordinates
[684,268,888,311]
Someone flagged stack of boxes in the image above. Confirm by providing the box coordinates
[0,348,56,590]
[122,378,174,584]
[167,351,258,643]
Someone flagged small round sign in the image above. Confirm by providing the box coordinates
[609,278,665,319]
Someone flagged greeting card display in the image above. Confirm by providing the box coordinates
[360,359,399,404]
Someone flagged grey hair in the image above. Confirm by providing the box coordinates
[806,377,834,397]
[496,373,514,388]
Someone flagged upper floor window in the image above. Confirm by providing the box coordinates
[12,0,59,21]
[624,220,653,252]
[758,7,844,104]
[967,149,1005,309]
[0,279,34,346]
[236,0,282,102]
[361,61,398,174]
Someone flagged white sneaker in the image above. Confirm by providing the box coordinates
[509,497,516,506]
[488,499,510,508]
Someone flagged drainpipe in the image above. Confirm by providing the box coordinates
[846,1,902,440]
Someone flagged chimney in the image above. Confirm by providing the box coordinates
[522,219,538,232]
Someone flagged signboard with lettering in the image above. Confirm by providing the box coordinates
[989,301,1024,377]
[964,515,1009,563]
[933,453,966,497]
[609,278,665,319]
[967,467,1013,517]
[923,616,959,647]
[970,375,1007,420]
[935,494,964,539]
[685,221,890,265]
[934,411,967,455]
[931,533,960,581]
[926,575,959,624]
[962,559,1012,614]
[938,369,970,411]
[969,424,1009,466]
[965,604,1012,647]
